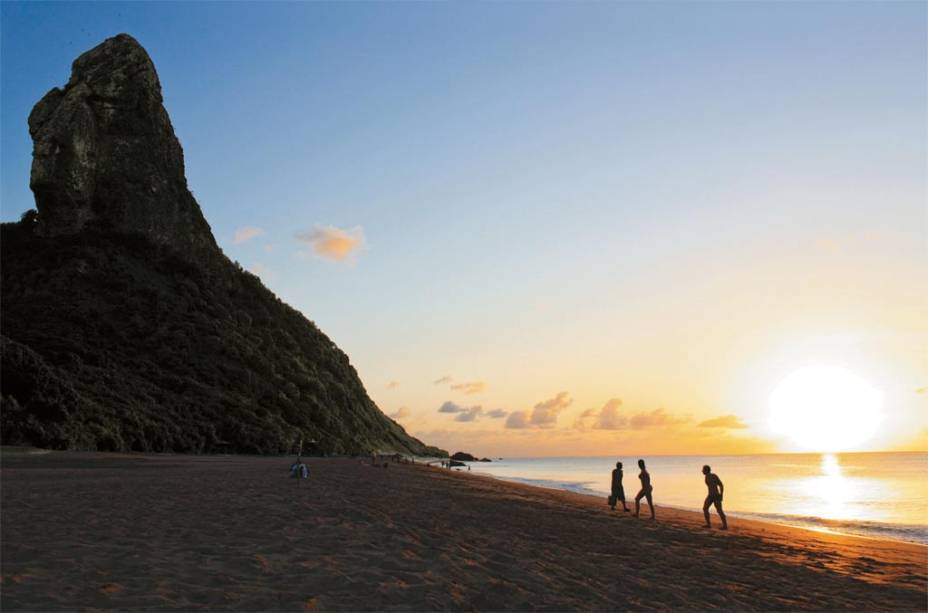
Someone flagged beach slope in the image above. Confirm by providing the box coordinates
[2,450,925,611]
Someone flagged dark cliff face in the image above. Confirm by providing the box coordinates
[28,34,217,263]
[2,34,445,457]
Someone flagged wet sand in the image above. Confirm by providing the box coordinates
[2,449,925,611]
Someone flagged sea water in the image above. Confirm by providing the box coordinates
[468,452,928,544]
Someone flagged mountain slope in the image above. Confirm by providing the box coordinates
[1,34,444,457]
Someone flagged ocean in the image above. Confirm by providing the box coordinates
[467,452,928,544]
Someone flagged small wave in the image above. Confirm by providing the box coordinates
[473,470,928,545]
[727,511,928,545]
[484,475,605,498]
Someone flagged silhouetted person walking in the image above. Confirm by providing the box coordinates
[702,464,727,529]
[289,456,308,486]
[634,459,655,519]
[609,461,630,512]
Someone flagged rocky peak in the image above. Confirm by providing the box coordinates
[28,34,218,262]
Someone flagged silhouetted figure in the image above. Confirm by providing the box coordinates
[289,456,308,486]
[702,464,727,529]
[609,461,630,512]
[634,459,655,519]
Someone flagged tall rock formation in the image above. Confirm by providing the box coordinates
[1,35,445,457]
[28,34,217,263]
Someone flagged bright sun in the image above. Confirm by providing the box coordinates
[768,365,884,452]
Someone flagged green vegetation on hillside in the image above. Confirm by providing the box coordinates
[1,214,446,457]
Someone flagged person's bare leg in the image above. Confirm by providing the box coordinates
[715,499,727,529]
[703,496,712,527]
[646,492,655,519]
[634,491,643,517]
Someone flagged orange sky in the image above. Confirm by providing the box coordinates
[362,233,927,457]
[2,4,925,457]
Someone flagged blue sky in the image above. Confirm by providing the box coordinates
[2,2,925,455]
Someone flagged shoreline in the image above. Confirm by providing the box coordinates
[458,465,928,547]
[3,450,925,611]
[465,469,928,546]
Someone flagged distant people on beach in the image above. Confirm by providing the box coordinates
[609,461,630,512]
[634,459,655,519]
[289,457,308,483]
[702,464,727,530]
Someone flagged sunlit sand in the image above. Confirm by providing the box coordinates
[2,449,925,611]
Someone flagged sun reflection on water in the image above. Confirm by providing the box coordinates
[475,453,927,535]
[794,454,886,522]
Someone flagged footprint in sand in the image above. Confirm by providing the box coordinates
[254,554,272,574]
[99,583,124,594]
[378,578,410,591]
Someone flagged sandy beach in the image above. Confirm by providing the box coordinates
[2,449,925,611]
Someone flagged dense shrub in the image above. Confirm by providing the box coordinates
[1,221,445,457]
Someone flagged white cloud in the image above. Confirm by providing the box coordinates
[451,381,487,395]
[234,226,265,244]
[529,392,572,428]
[574,399,689,431]
[295,225,365,262]
[697,415,748,429]
[627,408,688,429]
[438,401,483,422]
[389,406,411,419]
[594,399,625,430]
[438,401,465,413]
[432,375,487,395]
[455,407,483,422]
[247,263,275,281]
[506,392,572,429]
